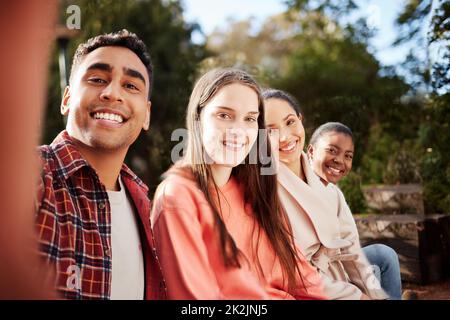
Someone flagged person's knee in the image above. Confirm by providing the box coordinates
[373,244,400,267]
[380,244,398,261]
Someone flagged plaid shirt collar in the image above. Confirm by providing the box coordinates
[50,130,148,193]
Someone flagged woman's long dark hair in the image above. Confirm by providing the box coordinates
[172,68,305,292]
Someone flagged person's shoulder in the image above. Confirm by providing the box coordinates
[329,183,354,215]
[120,164,149,194]
[325,183,346,204]
[37,143,57,176]
[35,144,59,219]
[153,166,213,213]
[330,183,346,198]
[37,132,91,182]
[151,167,211,225]
[37,143,53,159]
[37,131,68,158]
[36,133,68,169]
[36,140,72,178]
[156,168,200,199]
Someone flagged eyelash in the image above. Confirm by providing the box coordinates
[217,113,231,120]
[88,77,106,84]
[125,83,139,91]
[217,113,257,123]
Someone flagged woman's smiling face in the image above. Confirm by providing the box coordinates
[308,132,354,184]
[200,83,260,168]
[264,98,305,167]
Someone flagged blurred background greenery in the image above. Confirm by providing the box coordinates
[44,0,449,214]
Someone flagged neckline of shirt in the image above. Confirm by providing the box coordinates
[107,176,127,205]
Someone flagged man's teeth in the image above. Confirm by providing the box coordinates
[93,112,123,123]
[280,141,296,152]
[224,141,245,148]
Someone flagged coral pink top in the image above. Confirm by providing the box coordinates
[151,170,326,300]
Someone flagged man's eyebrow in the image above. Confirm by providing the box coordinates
[124,67,146,85]
[85,63,146,85]
[86,62,112,72]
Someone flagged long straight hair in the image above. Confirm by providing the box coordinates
[173,68,304,292]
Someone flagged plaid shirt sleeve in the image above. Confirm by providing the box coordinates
[34,148,64,295]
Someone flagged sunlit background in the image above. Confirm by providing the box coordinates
[46,0,449,216]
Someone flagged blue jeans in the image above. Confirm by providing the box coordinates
[362,244,402,300]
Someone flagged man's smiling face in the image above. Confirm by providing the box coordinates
[61,46,151,152]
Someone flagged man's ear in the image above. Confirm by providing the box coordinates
[60,86,71,116]
[143,100,151,131]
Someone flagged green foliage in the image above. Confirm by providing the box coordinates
[430,1,450,92]
[285,0,358,20]
[338,171,367,214]
[273,18,412,171]
[394,0,432,45]
[419,94,450,212]
[360,124,399,184]
[389,0,449,213]
[383,140,422,184]
[278,36,380,160]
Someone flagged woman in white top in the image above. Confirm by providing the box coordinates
[307,121,402,300]
[263,88,389,300]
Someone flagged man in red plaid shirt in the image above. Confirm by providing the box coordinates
[35,30,166,299]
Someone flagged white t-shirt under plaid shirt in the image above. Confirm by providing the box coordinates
[108,176,145,300]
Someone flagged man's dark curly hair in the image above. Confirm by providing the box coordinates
[70,29,153,99]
